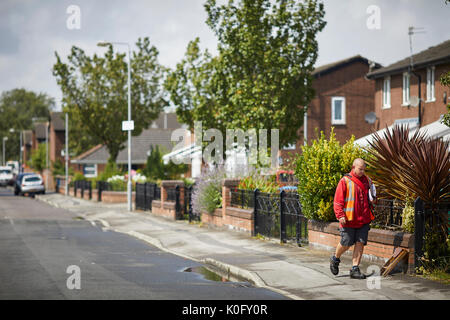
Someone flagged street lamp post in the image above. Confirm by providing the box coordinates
[98,41,133,211]
[2,137,8,166]
[45,122,49,190]
[8,128,22,173]
[65,113,69,196]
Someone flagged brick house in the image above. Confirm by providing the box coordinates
[356,39,450,146]
[71,113,187,178]
[49,112,66,166]
[279,55,381,165]
[365,39,450,129]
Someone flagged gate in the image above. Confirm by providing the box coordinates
[232,189,308,245]
[134,182,161,211]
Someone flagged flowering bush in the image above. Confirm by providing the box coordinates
[192,165,227,214]
[132,173,147,183]
[107,175,125,183]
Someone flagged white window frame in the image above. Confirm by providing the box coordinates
[426,66,435,102]
[331,96,346,125]
[382,76,391,109]
[282,143,296,150]
[83,164,98,178]
[402,72,410,106]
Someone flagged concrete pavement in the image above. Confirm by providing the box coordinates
[36,193,450,300]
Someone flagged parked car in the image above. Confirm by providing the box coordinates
[14,173,45,196]
[276,170,298,192]
[0,166,14,187]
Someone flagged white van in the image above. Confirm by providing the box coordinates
[0,166,13,186]
[6,160,19,175]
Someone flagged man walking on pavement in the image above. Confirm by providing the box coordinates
[330,158,376,279]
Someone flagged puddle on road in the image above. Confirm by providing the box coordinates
[183,265,253,287]
[184,266,229,282]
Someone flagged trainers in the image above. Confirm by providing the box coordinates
[330,256,340,275]
[349,266,366,279]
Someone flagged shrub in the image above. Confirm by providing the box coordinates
[73,172,85,181]
[237,171,279,193]
[192,165,227,214]
[98,162,122,182]
[294,128,366,221]
[401,201,414,233]
[30,143,46,172]
[366,124,450,204]
[367,125,450,273]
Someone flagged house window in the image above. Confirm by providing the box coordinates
[402,72,410,105]
[382,76,391,109]
[426,66,435,102]
[282,143,296,150]
[331,97,346,125]
[83,164,97,178]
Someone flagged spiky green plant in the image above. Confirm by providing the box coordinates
[366,125,450,271]
[366,125,450,204]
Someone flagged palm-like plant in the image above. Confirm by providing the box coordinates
[366,125,449,204]
[366,125,449,269]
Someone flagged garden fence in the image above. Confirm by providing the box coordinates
[414,198,450,271]
[135,182,161,211]
[74,180,92,200]
[231,188,308,245]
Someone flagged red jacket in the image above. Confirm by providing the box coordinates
[334,170,373,228]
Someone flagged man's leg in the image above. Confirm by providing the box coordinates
[335,242,350,259]
[330,239,351,275]
[352,241,364,266]
[349,224,370,279]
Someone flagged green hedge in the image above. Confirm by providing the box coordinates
[294,128,366,221]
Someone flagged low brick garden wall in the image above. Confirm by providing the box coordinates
[308,220,414,272]
[63,186,134,203]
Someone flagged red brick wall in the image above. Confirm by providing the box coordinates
[201,208,224,227]
[99,191,135,203]
[50,129,65,165]
[280,60,377,162]
[308,221,415,273]
[151,201,177,220]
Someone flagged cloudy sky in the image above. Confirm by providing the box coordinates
[1,0,449,110]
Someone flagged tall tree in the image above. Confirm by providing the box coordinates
[0,88,54,161]
[53,37,167,163]
[166,0,326,149]
[440,71,450,127]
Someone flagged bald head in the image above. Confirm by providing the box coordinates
[352,158,366,177]
[353,158,366,167]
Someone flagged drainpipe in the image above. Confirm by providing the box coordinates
[410,70,422,127]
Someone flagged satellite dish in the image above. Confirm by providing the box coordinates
[410,96,419,107]
[364,111,377,124]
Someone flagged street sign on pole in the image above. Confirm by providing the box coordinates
[122,120,134,131]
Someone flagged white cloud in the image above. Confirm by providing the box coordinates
[0,0,448,110]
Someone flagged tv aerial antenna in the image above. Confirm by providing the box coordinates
[408,26,426,70]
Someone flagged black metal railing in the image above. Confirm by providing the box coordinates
[96,181,111,202]
[166,187,178,202]
[165,186,182,219]
[73,180,92,199]
[230,188,254,209]
[371,198,406,230]
[186,184,200,222]
[230,188,308,245]
[414,198,450,271]
[135,182,161,211]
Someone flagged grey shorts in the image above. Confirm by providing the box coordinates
[339,223,370,246]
